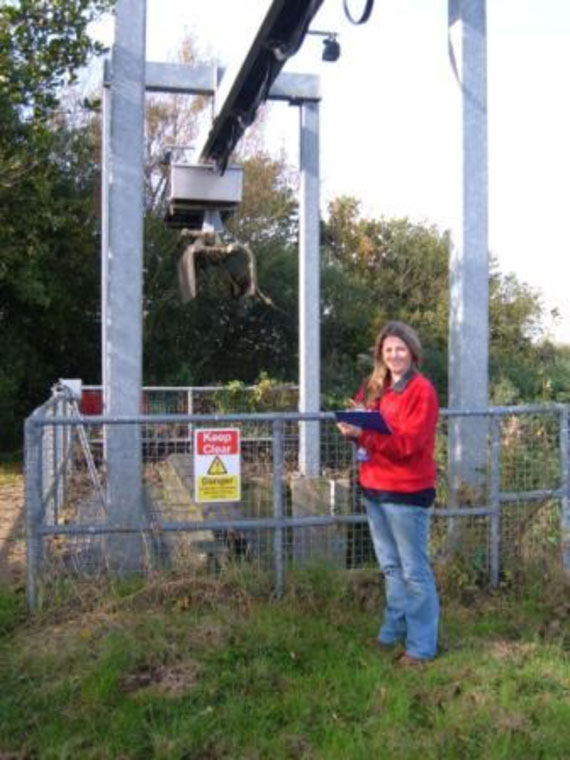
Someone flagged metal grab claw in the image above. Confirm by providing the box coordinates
[177,230,274,306]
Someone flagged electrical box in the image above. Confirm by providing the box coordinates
[58,378,83,401]
[165,163,244,229]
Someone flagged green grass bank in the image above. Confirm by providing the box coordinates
[1,564,569,760]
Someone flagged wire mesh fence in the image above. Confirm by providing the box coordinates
[80,384,300,417]
[15,387,570,609]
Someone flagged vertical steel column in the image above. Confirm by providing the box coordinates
[560,405,569,576]
[448,0,489,502]
[62,397,72,490]
[101,60,111,413]
[48,404,57,525]
[54,398,64,523]
[272,419,285,597]
[25,418,43,611]
[489,415,501,587]
[298,100,321,477]
[103,0,147,570]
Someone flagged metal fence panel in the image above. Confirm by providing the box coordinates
[14,390,570,609]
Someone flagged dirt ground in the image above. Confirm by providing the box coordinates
[0,470,25,584]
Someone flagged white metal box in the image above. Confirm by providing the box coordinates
[166,163,243,228]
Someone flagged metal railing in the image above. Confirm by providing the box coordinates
[80,384,299,415]
[21,390,570,609]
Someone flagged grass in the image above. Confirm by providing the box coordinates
[0,565,569,760]
[0,454,22,485]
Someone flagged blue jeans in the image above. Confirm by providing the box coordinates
[364,498,439,660]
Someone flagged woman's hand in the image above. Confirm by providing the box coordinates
[338,398,364,438]
[337,422,362,438]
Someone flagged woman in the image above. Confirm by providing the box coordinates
[337,321,440,664]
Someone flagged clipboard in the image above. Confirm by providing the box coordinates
[335,410,392,435]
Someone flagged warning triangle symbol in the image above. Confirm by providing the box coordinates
[207,456,227,475]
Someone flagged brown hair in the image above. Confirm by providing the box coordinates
[365,321,423,404]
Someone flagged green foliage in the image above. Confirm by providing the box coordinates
[0,0,111,118]
[208,373,297,415]
[321,196,570,405]
[0,0,111,449]
[226,153,298,245]
[322,196,451,401]
[0,586,26,635]
[488,261,552,400]
[143,152,300,387]
[0,118,102,448]
[533,343,570,403]
[0,0,112,198]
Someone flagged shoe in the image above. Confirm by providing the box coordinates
[395,653,429,668]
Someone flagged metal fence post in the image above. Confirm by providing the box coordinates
[187,389,194,447]
[61,396,73,503]
[25,417,43,612]
[560,405,569,577]
[489,415,501,587]
[272,419,285,597]
[50,403,57,524]
[54,397,65,522]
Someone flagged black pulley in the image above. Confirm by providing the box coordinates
[343,0,374,25]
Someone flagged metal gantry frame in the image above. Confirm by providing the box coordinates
[101,0,491,550]
[101,0,146,570]
[101,0,323,546]
[447,0,489,501]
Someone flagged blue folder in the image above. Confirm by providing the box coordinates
[335,410,392,435]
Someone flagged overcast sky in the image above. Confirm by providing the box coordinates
[94,1,570,343]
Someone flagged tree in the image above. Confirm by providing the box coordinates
[0,0,111,189]
[142,151,300,386]
[320,196,563,407]
[488,265,547,401]
[144,37,209,212]
[140,58,301,387]
[321,196,450,402]
[0,0,112,449]
[0,116,103,448]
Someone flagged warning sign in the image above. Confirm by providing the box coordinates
[207,456,227,476]
[194,428,240,503]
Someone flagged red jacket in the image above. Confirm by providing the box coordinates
[356,372,439,493]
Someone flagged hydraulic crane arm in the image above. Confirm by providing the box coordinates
[167,0,325,298]
[197,0,325,172]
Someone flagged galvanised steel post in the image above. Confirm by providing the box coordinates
[41,413,51,524]
[187,388,194,445]
[25,417,43,611]
[104,0,147,571]
[560,405,569,576]
[54,397,64,523]
[272,419,285,597]
[48,403,57,525]
[298,100,321,477]
[489,415,501,587]
[448,0,489,509]
[101,59,111,453]
[63,397,72,490]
